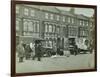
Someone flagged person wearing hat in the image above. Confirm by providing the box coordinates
[17,41,25,62]
[33,40,42,61]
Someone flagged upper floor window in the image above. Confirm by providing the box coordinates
[50,14,53,20]
[33,21,39,32]
[53,25,55,33]
[24,8,29,16]
[68,17,70,23]
[45,24,48,32]
[49,25,52,32]
[80,20,83,25]
[83,21,85,26]
[33,22,36,32]
[23,19,39,35]
[30,10,35,17]
[36,22,40,32]
[16,20,20,31]
[86,21,89,26]
[72,18,74,23]
[45,13,49,19]
[57,27,60,34]
[63,16,65,22]
[23,21,28,31]
[90,22,93,27]
[16,6,19,14]
[57,15,60,21]
[79,28,88,37]
[68,27,77,36]
[28,21,33,31]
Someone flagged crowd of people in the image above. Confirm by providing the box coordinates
[16,40,71,63]
[16,40,43,62]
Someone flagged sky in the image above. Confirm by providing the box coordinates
[58,7,94,17]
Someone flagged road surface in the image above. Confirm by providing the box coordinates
[16,53,95,73]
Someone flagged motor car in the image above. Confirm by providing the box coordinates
[42,46,53,57]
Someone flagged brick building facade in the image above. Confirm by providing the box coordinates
[16,4,94,49]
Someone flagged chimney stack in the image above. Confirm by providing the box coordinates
[69,8,75,14]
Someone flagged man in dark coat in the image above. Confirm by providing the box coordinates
[33,40,42,61]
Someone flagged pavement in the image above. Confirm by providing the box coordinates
[16,53,95,73]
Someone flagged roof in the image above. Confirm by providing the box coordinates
[76,14,89,20]
[24,5,60,13]
[23,4,90,20]
[40,6,60,13]
[24,5,40,9]
[60,10,75,17]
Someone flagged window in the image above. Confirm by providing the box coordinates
[45,24,48,32]
[24,8,29,16]
[16,6,19,14]
[23,19,39,35]
[45,41,48,47]
[79,27,88,37]
[45,13,49,19]
[80,30,88,37]
[33,21,36,32]
[72,18,74,23]
[68,27,77,36]
[49,25,52,32]
[48,41,52,47]
[63,27,66,35]
[80,20,83,25]
[57,15,60,21]
[16,20,20,31]
[57,27,60,34]
[53,25,55,33]
[50,14,53,20]
[28,21,33,31]
[86,21,88,26]
[23,21,28,31]
[36,22,39,32]
[83,21,85,26]
[30,10,35,17]
[33,21,39,33]
[90,22,93,28]
[68,17,70,23]
[63,16,65,22]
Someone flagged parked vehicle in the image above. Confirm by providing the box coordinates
[34,39,53,57]
[42,46,53,57]
[68,38,78,55]
[76,39,90,54]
